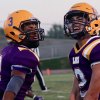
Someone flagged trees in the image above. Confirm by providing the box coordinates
[47,24,66,39]
[0,27,5,39]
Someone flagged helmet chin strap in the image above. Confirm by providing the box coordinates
[71,29,88,40]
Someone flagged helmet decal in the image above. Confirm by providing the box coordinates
[8,17,13,26]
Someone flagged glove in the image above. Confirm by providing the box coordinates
[33,95,44,100]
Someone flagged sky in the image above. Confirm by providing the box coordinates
[0,0,100,33]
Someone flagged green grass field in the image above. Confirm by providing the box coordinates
[25,71,74,100]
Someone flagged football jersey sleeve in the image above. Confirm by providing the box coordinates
[82,39,100,67]
[10,47,39,73]
[90,43,100,66]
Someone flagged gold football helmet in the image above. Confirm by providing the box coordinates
[64,2,99,39]
[4,10,44,43]
[86,18,100,35]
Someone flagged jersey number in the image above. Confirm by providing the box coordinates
[74,68,87,88]
[8,17,13,26]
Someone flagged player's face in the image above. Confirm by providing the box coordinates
[68,16,87,34]
[22,22,39,41]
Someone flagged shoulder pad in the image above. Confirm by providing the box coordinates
[82,39,100,60]
[18,47,39,62]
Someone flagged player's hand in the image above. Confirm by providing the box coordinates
[33,95,44,100]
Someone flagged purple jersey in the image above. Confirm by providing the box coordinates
[69,36,100,98]
[0,43,39,100]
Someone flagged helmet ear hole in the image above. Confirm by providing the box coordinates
[95,24,98,27]
[10,32,15,35]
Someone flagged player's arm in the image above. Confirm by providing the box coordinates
[70,76,81,100]
[2,69,26,100]
[84,63,100,100]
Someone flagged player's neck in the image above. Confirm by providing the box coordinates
[77,35,91,48]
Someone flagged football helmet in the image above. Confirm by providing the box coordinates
[86,18,100,35]
[64,2,99,39]
[4,10,44,48]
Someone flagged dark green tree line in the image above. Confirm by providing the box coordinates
[47,24,66,39]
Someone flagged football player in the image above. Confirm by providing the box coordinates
[25,47,48,99]
[0,10,44,100]
[64,2,100,100]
